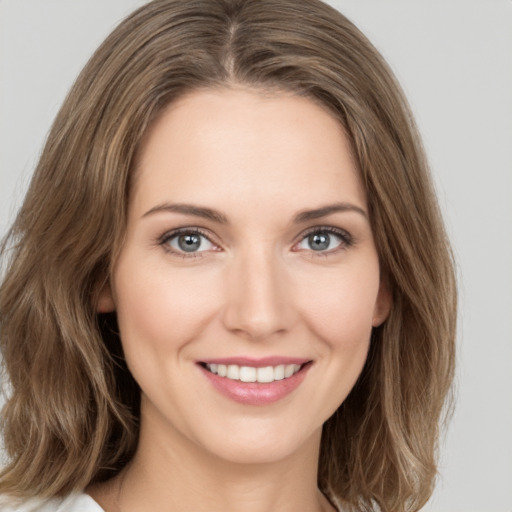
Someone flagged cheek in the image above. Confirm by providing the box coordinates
[285,262,380,423]
[296,264,381,352]
[113,258,221,362]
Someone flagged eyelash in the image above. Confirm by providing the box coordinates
[158,225,354,259]
[297,226,354,256]
[158,227,216,259]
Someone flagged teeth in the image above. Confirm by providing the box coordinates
[239,366,256,382]
[284,364,296,378]
[256,366,274,383]
[205,363,303,383]
[227,365,239,380]
[274,365,285,381]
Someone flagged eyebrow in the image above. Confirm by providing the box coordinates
[142,203,229,223]
[293,203,368,222]
[142,201,367,224]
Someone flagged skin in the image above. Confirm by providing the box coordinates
[92,87,390,512]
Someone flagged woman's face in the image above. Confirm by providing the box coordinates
[100,88,390,464]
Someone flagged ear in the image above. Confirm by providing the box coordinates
[97,280,116,313]
[372,279,392,327]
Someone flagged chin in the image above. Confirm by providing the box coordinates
[180,408,325,467]
[203,428,320,466]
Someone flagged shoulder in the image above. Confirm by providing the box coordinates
[0,493,104,512]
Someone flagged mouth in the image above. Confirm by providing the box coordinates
[197,358,313,406]
[199,361,309,383]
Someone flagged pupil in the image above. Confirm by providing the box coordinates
[309,233,329,251]
[178,234,201,252]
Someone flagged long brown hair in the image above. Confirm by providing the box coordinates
[0,1,456,510]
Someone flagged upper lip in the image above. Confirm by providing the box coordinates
[199,357,312,368]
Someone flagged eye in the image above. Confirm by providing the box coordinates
[160,229,217,255]
[295,227,352,253]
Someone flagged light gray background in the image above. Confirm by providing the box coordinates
[1,1,511,511]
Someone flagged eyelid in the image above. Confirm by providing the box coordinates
[293,225,354,253]
[158,227,221,257]
[157,224,354,258]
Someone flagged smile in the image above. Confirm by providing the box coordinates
[198,358,313,406]
[204,363,302,383]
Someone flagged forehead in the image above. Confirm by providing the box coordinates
[131,87,366,217]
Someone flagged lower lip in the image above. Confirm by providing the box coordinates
[199,363,312,406]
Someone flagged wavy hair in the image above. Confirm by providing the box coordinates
[0,1,456,510]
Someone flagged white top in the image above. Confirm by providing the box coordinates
[0,493,104,511]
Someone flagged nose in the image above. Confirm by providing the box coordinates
[221,246,295,341]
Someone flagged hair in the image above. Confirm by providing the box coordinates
[0,1,456,510]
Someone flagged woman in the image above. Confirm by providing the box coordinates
[0,0,456,511]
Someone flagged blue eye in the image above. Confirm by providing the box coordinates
[296,228,351,253]
[162,230,215,254]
